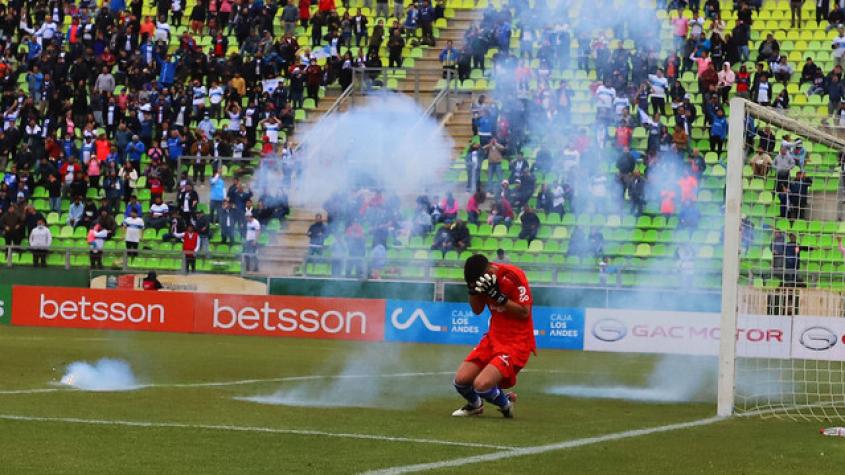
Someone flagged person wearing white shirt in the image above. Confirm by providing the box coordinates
[833,32,845,66]
[148,198,170,229]
[28,219,52,267]
[648,69,669,115]
[561,144,580,176]
[754,75,772,105]
[208,82,225,118]
[595,81,616,124]
[155,17,172,43]
[244,215,261,271]
[171,0,183,26]
[197,114,216,138]
[551,183,566,217]
[192,81,207,114]
[232,139,244,158]
[34,19,58,45]
[123,210,144,260]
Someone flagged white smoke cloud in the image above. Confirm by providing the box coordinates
[546,355,786,404]
[263,94,453,209]
[235,345,451,409]
[59,358,140,391]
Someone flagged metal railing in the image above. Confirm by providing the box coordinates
[280,254,725,287]
[351,67,460,112]
[321,83,356,120]
[1,245,248,274]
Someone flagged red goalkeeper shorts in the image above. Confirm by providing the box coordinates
[464,334,530,389]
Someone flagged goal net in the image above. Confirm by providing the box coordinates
[720,98,845,421]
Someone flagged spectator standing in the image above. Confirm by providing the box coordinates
[1,203,24,247]
[244,214,261,272]
[387,29,406,67]
[176,224,200,273]
[28,218,51,267]
[123,209,144,261]
[465,143,482,193]
[307,214,328,256]
[483,138,505,192]
[219,200,237,244]
[709,109,728,156]
[790,0,805,28]
[282,1,299,36]
[439,40,458,78]
[87,224,108,269]
[773,148,796,191]
[195,209,212,256]
[47,174,62,213]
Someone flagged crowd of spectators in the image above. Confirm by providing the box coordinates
[423,0,840,284]
[0,0,436,269]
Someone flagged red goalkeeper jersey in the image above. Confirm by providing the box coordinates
[485,263,535,354]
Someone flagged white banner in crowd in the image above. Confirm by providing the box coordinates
[584,308,792,359]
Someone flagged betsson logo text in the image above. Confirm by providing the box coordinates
[211,299,368,335]
[39,294,166,323]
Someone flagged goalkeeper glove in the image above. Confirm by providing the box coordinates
[474,273,507,306]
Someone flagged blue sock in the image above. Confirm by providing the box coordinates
[454,381,481,407]
[477,386,510,408]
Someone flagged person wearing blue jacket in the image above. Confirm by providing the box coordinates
[126,135,146,169]
[110,0,126,13]
[476,109,494,147]
[709,108,728,156]
[404,4,418,38]
[159,54,177,87]
[209,172,226,223]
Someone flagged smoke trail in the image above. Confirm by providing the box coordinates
[546,355,716,403]
[59,358,140,391]
[236,345,452,409]
[546,355,786,404]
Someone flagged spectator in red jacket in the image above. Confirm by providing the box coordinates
[299,0,311,27]
[175,224,200,273]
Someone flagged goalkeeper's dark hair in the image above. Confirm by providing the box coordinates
[464,254,489,285]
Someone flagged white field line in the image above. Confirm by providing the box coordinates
[0,371,457,395]
[148,370,457,388]
[0,368,620,395]
[0,336,112,342]
[363,416,725,475]
[0,414,513,450]
[0,388,63,395]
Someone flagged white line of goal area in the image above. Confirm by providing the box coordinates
[0,414,513,450]
[0,368,618,395]
[363,416,726,475]
[0,371,457,395]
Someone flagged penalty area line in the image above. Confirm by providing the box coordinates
[0,414,512,450]
[0,368,609,395]
[363,416,725,475]
[0,371,457,395]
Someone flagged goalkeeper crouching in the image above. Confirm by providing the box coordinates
[452,254,535,418]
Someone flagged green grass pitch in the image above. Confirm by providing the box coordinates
[0,325,842,473]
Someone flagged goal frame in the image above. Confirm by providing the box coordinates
[717,98,845,417]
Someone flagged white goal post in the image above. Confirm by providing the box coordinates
[718,97,845,419]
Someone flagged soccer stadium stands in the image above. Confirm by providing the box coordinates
[2,0,845,291]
